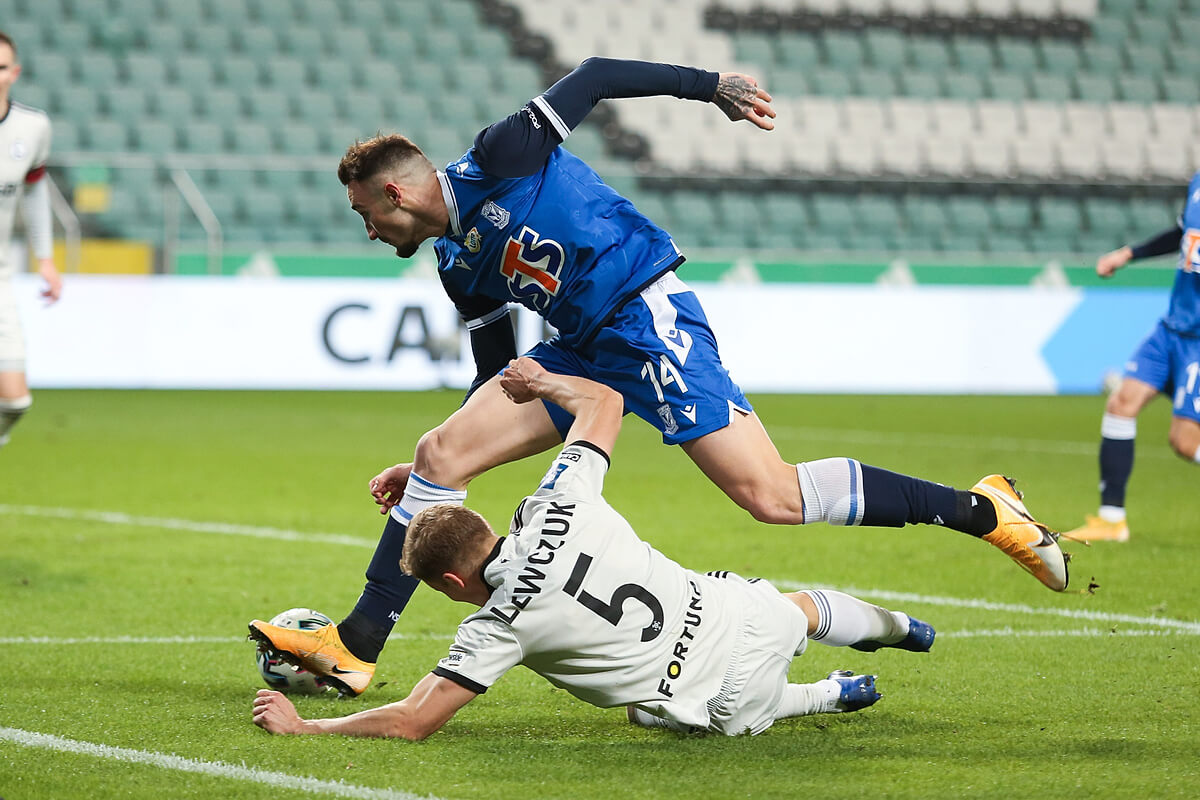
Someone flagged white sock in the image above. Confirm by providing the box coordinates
[1100,412,1137,440]
[1098,505,1126,524]
[390,472,467,525]
[805,590,909,647]
[1193,444,1200,465]
[0,394,32,445]
[776,680,842,718]
[795,458,865,525]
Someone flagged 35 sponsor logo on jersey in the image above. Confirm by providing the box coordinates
[501,225,564,309]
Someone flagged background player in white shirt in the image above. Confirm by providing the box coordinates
[0,30,60,449]
[252,359,936,738]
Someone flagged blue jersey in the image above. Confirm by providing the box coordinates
[1168,172,1200,334]
[428,59,717,363]
[433,144,682,348]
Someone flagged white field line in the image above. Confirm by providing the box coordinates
[0,504,377,548]
[5,504,1198,634]
[939,628,1195,638]
[770,425,1177,460]
[770,581,1200,634]
[0,727,439,800]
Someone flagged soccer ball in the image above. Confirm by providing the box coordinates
[255,607,334,694]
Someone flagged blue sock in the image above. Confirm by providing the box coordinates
[339,513,419,663]
[859,464,995,537]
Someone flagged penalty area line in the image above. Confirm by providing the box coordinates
[0,726,439,800]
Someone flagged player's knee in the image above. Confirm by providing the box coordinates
[1167,427,1200,460]
[412,425,471,484]
[1104,391,1138,417]
[734,484,804,525]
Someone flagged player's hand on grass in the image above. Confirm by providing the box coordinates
[252,689,308,735]
[712,72,775,131]
[369,463,413,514]
[1096,246,1132,278]
[499,357,548,404]
[38,258,62,303]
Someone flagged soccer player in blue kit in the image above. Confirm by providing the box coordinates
[1066,174,1200,542]
[250,58,1069,697]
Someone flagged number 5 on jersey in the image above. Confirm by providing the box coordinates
[502,226,564,306]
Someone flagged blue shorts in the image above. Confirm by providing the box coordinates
[527,272,752,445]
[1125,320,1200,422]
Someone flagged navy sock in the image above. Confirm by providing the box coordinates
[1099,436,1134,507]
[860,465,995,537]
[338,514,420,663]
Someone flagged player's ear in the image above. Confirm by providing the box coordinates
[441,572,468,591]
[383,182,403,207]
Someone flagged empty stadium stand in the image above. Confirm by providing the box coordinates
[2,0,1194,265]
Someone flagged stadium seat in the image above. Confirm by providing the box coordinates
[1160,76,1200,104]
[102,87,150,119]
[1074,74,1118,103]
[990,196,1033,230]
[923,135,968,176]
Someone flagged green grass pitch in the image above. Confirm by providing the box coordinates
[2,390,1197,799]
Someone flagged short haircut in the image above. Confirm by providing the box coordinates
[337,134,433,186]
[0,30,17,59]
[401,504,493,583]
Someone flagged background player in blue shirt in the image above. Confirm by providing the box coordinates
[1066,173,1200,543]
[250,58,1069,697]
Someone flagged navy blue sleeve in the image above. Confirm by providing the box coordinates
[438,271,516,402]
[473,58,719,179]
[1130,224,1183,260]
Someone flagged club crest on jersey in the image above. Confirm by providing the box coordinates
[9,140,26,160]
[481,200,510,229]
[501,226,564,308]
[656,403,679,436]
[465,227,483,253]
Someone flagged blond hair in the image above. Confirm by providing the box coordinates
[401,504,493,582]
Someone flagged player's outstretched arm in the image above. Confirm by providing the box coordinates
[252,673,476,739]
[712,72,776,130]
[1096,246,1133,278]
[500,357,623,457]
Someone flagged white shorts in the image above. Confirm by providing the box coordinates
[703,575,808,736]
[0,278,26,372]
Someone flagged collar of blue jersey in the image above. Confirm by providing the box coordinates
[479,536,504,593]
[436,170,463,238]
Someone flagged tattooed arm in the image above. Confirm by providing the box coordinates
[477,58,775,178]
[712,72,776,130]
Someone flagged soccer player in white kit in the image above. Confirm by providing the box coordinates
[0,30,60,449]
[252,359,936,739]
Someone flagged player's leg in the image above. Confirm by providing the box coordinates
[681,415,1068,591]
[336,374,563,659]
[1068,323,1173,542]
[1168,416,1200,463]
[0,371,32,447]
[786,590,934,652]
[0,288,31,447]
[251,373,565,695]
[600,275,1067,589]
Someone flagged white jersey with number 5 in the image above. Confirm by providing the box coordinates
[432,441,801,732]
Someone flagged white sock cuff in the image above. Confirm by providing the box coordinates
[1098,505,1126,523]
[796,458,864,526]
[1194,444,1200,464]
[391,472,467,525]
[1101,413,1136,440]
[0,394,32,412]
